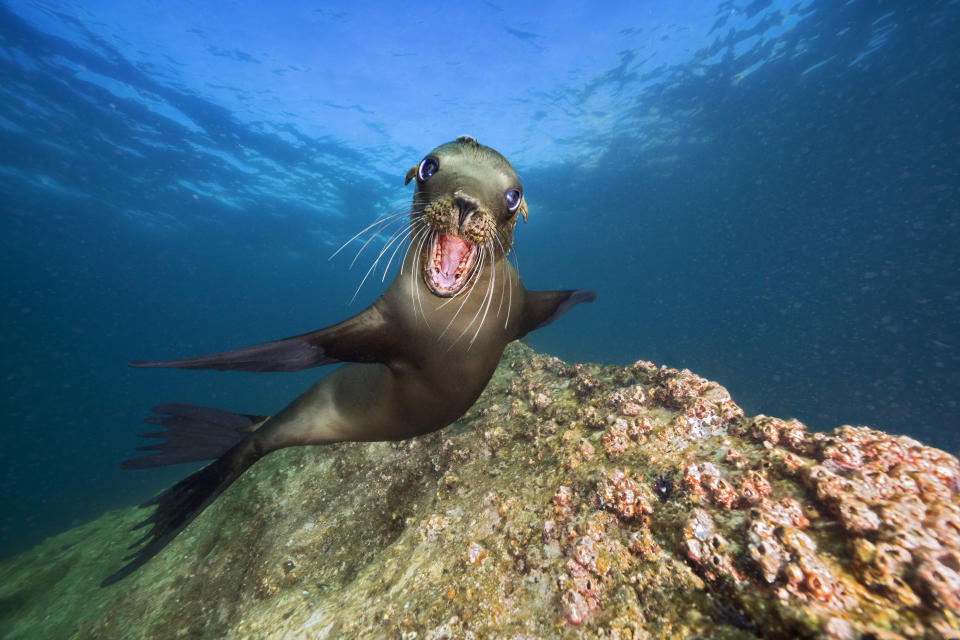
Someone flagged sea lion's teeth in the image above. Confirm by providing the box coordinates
[425,233,479,294]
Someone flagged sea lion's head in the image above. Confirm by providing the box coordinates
[405,136,527,298]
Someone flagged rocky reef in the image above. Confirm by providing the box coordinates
[1,344,958,639]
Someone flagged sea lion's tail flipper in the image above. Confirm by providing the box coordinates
[129,304,394,372]
[518,289,596,338]
[101,438,264,586]
[121,404,266,469]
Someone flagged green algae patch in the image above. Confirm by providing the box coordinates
[1,343,958,639]
[0,507,143,638]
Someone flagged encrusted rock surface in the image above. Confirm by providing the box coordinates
[1,344,958,639]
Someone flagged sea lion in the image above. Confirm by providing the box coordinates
[102,136,594,585]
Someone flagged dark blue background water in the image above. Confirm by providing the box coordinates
[1,0,958,558]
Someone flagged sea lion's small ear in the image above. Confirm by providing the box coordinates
[519,198,528,223]
[404,166,417,186]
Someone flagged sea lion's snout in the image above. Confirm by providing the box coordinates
[421,193,496,246]
[420,192,489,298]
[453,190,480,227]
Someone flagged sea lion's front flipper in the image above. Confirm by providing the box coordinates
[130,305,394,372]
[518,289,596,338]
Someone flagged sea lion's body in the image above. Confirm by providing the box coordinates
[103,137,593,585]
[255,249,520,452]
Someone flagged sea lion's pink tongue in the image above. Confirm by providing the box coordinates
[439,234,470,278]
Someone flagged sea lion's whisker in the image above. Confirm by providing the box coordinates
[407,226,431,322]
[456,254,490,345]
[496,259,506,317]
[495,235,513,327]
[407,226,421,317]
[375,220,416,266]
[337,199,427,256]
[494,239,506,318]
[440,249,484,342]
[461,249,494,348]
[469,245,497,348]
[436,292,459,310]
[436,295,457,310]
[412,228,432,324]
[384,219,424,281]
[350,222,417,303]
[508,239,520,281]
[401,221,427,277]
[407,226,419,312]
[348,214,411,269]
[337,210,412,266]
[330,208,413,260]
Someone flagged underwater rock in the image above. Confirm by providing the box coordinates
[1,343,958,639]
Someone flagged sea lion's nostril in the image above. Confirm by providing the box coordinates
[454,193,480,227]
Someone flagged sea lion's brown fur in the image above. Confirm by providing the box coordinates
[103,136,594,585]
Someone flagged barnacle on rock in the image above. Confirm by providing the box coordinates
[601,418,632,457]
[703,474,737,509]
[683,462,722,497]
[836,499,880,534]
[740,415,808,453]
[606,386,645,413]
[597,470,655,523]
[911,549,960,610]
[627,529,660,559]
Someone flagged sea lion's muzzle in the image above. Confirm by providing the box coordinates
[421,192,496,244]
[420,191,497,298]
[454,190,480,227]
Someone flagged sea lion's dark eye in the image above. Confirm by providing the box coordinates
[505,189,522,211]
[418,157,439,182]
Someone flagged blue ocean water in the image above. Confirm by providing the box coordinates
[0,0,957,560]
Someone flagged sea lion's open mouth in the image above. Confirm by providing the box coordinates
[424,233,478,297]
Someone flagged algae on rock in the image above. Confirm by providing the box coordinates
[1,343,958,639]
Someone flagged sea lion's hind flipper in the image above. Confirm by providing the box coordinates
[101,440,263,586]
[518,289,596,338]
[130,305,393,372]
[121,404,266,469]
